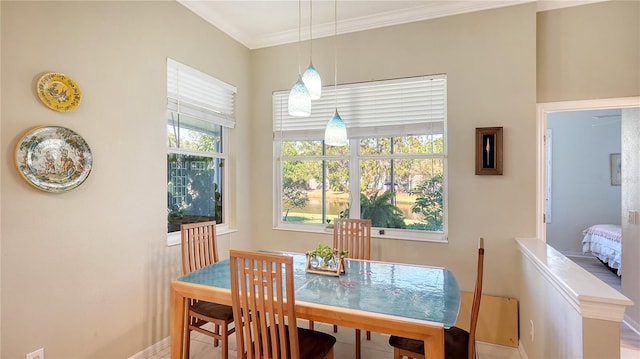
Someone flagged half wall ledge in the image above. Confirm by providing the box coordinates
[516,237,633,322]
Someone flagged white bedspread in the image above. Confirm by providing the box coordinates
[582,224,622,276]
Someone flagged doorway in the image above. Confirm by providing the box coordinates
[536,97,639,241]
[545,109,621,255]
[536,97,640,335]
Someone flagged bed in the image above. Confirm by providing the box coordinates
[582,224,622,276]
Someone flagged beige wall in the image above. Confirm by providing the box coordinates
[0,0,637,358]
[250,3,537,299]
[537,1,640,102]
[0,1,251,358]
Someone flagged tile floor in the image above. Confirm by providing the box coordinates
[145,320,521,359]
[143,319,640,359]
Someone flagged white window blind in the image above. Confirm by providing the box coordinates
[273,75,446,140]
[167,58,237,128]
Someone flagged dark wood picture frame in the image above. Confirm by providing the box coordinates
[475,127,503,175]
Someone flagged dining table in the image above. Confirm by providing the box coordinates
[170,251,461,358]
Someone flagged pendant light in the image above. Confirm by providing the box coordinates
[302,0,322,100]
[324,0,347,146]
[288,0,311,117]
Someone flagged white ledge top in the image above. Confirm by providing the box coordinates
[516,237,633,322]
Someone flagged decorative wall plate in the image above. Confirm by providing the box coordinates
[36,72,82,112]
[15,126,92,193]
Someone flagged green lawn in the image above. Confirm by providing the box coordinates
[283,211,423,226]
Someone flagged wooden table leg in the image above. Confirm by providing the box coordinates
[171,284,187,359]
[424,329,445,358]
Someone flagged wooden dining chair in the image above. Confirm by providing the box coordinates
[388,237,485,359]
[229,249,336,359]
[308,218,371,359]
[181,221,235,359]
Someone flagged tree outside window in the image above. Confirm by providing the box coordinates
[167,112,225,233]
[280,135,444,233]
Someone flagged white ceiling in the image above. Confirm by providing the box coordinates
[177,0,606,49]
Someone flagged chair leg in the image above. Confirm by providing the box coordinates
[221,324,229,359]
[393,347,401,359]
[184,328,191,359]
[309,320,314,330]
[333,324,338,333]
[366,330,371,340]
[213,323,220,347]
[355,329,361,359]
[326,347,334,359]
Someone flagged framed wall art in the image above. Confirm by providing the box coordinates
[610,153,621,186]
[475,127,503,175]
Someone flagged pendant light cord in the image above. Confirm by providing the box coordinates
[334,0,338,109]
[309,0,313,60]
[298,0,302,75]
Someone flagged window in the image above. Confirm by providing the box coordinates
[273,75,446,241]
[167,58,236,237]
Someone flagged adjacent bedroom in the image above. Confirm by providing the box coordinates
[546,108,622,291]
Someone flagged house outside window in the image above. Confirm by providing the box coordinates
[167,58,236,238]
[273,75,447,242]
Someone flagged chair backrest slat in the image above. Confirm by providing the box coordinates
[333,219,371,260]
[230,250,299,359]
[468,237,485,359]
[181,221,218,275]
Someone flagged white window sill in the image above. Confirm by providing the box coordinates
[167,225,238,247]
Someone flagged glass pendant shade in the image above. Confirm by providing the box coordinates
[288,75,311,117]
[302,63,322,100]
[325,109,347,146]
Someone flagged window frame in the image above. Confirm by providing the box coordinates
[274,135,448,243]
[166,58,235,246]
[167,117,231,246]
[273,75,447,242]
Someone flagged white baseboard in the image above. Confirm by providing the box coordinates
[624,314,640,336]
[518,341,529,359]
[128,337,170,359]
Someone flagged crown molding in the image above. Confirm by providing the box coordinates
[536,0,609,12]
[179,0,610,50]
[178,0,255,48]
[253,1,532,49]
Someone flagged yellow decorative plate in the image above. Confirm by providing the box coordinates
[36,72,82,112]
[15,126,92,193]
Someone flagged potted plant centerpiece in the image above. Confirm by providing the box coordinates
[306,243,348,276]
[308,244,333,268]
